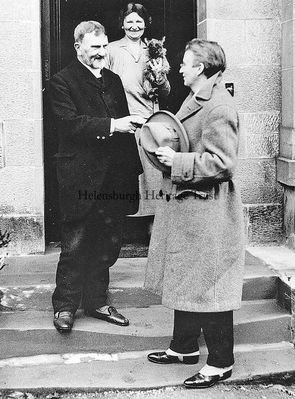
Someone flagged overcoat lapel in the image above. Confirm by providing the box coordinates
[177,95,203,123]
[177,71,222,123]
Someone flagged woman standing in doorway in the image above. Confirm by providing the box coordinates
[107,2,170,215]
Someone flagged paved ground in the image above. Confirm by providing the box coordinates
[2,384,295,399]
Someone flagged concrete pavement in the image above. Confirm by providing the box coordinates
[0,246,294,391]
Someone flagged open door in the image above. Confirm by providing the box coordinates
[42,0,197,245]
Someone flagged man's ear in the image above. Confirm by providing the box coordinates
[74,42,80,53]
[197,62,205,75]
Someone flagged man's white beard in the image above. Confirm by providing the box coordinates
[91,57,106,70]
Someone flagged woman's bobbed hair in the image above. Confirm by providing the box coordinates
[119,2,152,29]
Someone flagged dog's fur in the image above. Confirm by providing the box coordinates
[143,37,170,102]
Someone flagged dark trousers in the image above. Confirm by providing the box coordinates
[52,202,124,314]
[170,310,234,368]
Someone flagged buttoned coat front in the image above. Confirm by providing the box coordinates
[49,60,142,222]
[144,72,245,312]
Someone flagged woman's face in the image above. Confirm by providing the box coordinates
[123,12,145,41]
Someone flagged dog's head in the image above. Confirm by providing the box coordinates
[145,37,167,58]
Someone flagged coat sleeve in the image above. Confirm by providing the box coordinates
[171,105,239,185]
[49,73,112,145]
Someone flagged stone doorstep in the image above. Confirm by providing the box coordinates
[0,247,293,391]
[0,300,290,353]
[1,248,274,276]
[247,246,295,313]
[0,274,279,312]
[0,341,291,369]
[0,248,283,311]
[0,343,294,390]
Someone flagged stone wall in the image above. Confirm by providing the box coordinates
[0,0,287,252]
[278,0,295,250]
[197,0,283,244]
[0,0,45,254]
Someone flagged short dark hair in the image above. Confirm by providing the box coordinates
[119,3,152,29]
[74,21,106,43]
[185,39,226,78]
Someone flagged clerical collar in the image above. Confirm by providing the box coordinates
[78,58,102,78]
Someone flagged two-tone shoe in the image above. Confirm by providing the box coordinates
[184,369,232,389]
[147,351,199,365]
[53,311,74,333]
[85,306,129,326]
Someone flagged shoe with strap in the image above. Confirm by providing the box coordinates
[184,366,232,389]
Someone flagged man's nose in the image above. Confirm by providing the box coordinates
[98,48,106,56]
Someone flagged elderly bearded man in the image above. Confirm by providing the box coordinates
[49,21,143,333]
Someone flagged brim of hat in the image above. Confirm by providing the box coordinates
[141,110,189,173]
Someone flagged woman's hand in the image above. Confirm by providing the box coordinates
[155,146,176,167]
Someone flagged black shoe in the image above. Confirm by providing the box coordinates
[184,369,232,389]
[148,351,199,365]
[85,306,129,326]
[53,311,74,333]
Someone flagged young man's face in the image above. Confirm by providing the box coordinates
[179,50,201,88]
[75,31,108,69]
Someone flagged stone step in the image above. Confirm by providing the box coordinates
[0,252,279,311]
[0,299,290,360]
[0,280,279,312]
[247,246,295,313]
[0,247,293,392]
[1,342,294,390]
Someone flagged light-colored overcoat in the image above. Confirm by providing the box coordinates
[144,72,245,312]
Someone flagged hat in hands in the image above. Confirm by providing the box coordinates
[139,110,189,172]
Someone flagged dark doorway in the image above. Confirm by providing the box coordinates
[42,0,197,246]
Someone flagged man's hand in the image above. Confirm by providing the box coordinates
[114,116,137,133]
[114,115,146,133]
[130,115,146,128]
[155,146,176,167]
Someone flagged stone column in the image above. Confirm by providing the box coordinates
[197,0,283,245]
[0,0,45,254]
[277,0,295,250]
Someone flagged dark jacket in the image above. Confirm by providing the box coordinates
[49,60,142,222]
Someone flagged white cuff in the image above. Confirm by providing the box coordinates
[110,118,115,133]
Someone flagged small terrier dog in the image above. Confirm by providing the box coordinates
[143,37,170,102]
